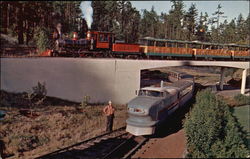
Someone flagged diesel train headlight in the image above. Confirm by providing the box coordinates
[128,107,148,115]
[134,108,144,113]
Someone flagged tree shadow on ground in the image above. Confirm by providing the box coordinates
[151,97,195,139]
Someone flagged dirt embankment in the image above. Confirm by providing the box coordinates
[0,90,127,159]
[133,129,186,158]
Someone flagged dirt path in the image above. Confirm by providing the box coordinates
[216,86,250,97]
[133,129,186,158]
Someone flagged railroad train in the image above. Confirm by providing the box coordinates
[41,30,250,60]
[126,71,194,136]
[43,30,142,58]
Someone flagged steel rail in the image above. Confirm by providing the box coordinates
[101,134,134,159]
[35,126,126,159]
[122,137,149,159]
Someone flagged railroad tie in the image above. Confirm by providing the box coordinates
[93,139,102,143]
[86,142,95,146]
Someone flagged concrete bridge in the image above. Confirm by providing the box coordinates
[1,58,249,104]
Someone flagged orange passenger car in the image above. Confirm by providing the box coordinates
[139,37,250,60]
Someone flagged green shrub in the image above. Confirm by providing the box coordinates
[184,89,249,158]
[234,94,250,106]
[25,82,47,114]
[80,96,91,108]
[7,25,18,38]
[34,27,51,53]
[32,82,47,97]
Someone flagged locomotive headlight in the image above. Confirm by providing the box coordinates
[128,107,148,115]
[134,108,144,113]
[87,31,91,39]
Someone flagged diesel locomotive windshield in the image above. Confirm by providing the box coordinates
[138,90,165,97]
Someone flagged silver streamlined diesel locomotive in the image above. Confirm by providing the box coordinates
[126,72,194,136]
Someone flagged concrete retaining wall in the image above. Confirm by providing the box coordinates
[1,58,139,104]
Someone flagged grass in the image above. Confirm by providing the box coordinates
[0,105,127,158]
[234,105,250,132]
[233,105,250,149]
[222,94,250,107]
[234,94,250,106]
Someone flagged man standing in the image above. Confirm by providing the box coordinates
[103,100,115,132]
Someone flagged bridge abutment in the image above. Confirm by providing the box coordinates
[219,67,226,91]
[241,69,248,95]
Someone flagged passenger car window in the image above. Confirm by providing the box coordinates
[99,34,108,42]
[178,43,185,48]
[148,40,155,46]
[139,39,148,45]
[156,41,165,47]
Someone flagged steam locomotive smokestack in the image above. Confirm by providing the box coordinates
[80,1,93,29]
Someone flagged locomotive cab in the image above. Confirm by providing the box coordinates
[87,31,114,50]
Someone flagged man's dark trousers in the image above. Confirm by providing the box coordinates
[106,114,114,132]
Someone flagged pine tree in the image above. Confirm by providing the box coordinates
[209,4,227,43]
[167,0,185,40]
[196,12,209,41]
[139,7,160,38]
[184,3,198,41]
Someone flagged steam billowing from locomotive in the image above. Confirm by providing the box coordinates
[80,1,93,29]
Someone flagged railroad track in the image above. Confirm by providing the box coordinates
[35,127,148,159]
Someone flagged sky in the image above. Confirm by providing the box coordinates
[131,1,249,23]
